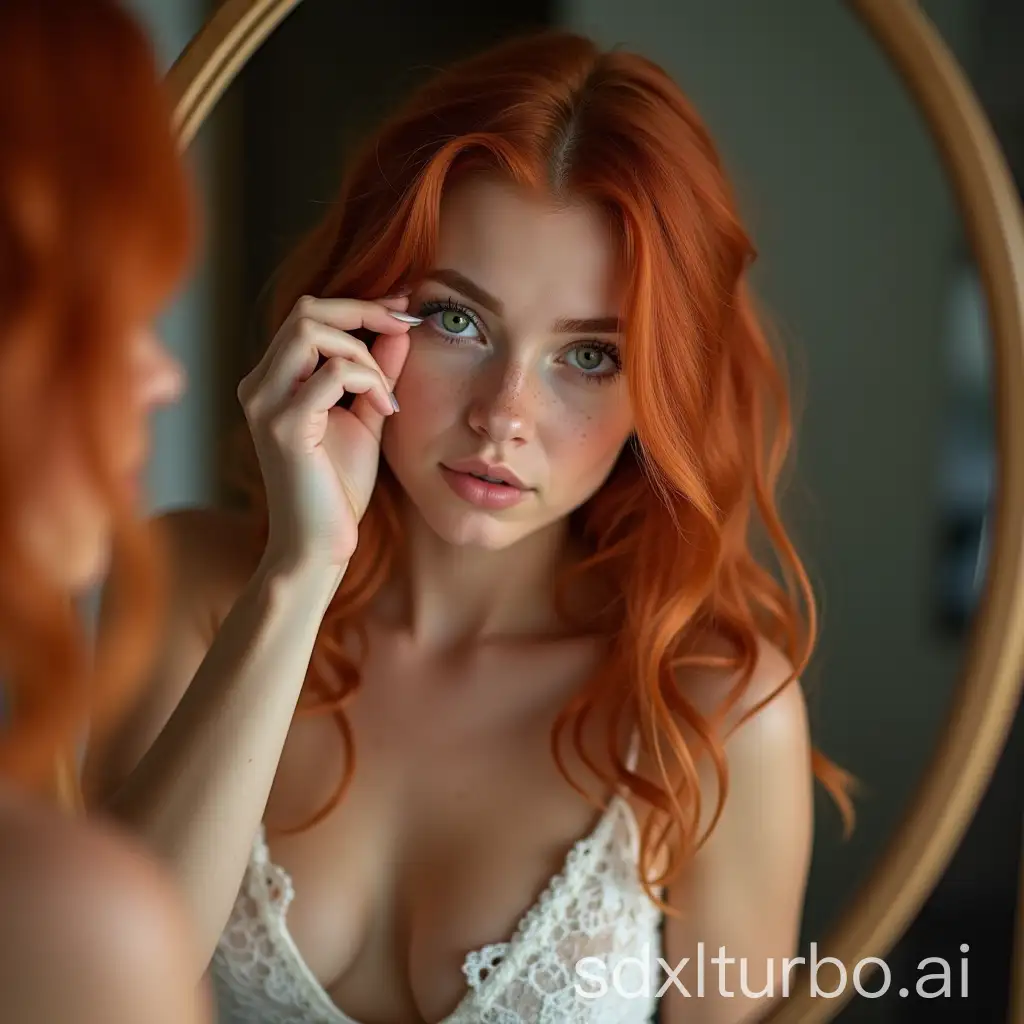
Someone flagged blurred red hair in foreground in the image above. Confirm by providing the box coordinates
[0,0,194,802]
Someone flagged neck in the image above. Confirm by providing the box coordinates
[378,500,576,652]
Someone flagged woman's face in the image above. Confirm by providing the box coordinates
[382,175,634,551]
[21,325,184,589]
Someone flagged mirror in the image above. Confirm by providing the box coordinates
[145,1,1024,1021]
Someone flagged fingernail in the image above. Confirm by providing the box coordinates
[389,312,423,324]
[382,285,411,299]
[390,391,401,412]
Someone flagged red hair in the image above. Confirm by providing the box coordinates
[233,29,853,904]
[0,0,194,802]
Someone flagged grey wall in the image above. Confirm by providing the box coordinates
[557,0,985,945]
[123,0,219,512]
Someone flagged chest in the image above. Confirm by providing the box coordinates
[255,637,641,1022]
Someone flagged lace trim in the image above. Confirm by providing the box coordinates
[460,795,628,993]
[213,728,658,1024]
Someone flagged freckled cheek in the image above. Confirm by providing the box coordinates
[536,391,630,487]
[542,401,632,488]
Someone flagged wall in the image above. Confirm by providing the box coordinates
[123,0,220,512]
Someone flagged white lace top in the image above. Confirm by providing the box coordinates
[211,738,664,1024]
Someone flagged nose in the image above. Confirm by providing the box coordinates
[135,330,186,410]
[467,362,535,446]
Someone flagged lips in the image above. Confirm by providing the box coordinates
[439,465,531,510]
[443,458,531,491]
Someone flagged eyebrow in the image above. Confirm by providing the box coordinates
[425,268,622,335]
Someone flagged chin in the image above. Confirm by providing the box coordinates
[454,519,531,550]
[431,506,529,550]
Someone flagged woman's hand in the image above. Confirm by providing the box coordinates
[237,293,417,572]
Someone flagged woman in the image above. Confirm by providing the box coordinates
[0,1,210,1021]
[87,29,854,1024]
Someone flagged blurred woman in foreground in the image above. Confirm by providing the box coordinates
[0,1,210,1021]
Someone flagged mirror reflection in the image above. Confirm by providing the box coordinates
[79,2,1015,1023]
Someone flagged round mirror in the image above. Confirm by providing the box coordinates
[154,1,1024,1020]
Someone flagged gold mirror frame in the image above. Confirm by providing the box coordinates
[167,1,1024,1019]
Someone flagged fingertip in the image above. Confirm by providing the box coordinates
[372,388,395,419]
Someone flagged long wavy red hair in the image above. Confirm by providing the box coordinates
[0,0,194,804]
[233,29,853,905]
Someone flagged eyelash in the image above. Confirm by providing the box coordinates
[415,297,622,384]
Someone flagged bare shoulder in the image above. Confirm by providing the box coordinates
[0,786,181,937]
[651,632,813,836]
[153,505,263,628]
[0,789,210,1022]
[658,651,817,1022]
[674,632,810,747]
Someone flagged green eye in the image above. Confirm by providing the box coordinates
[564,342,622,383]
[441,309,472,333]
[573,346,605,371]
